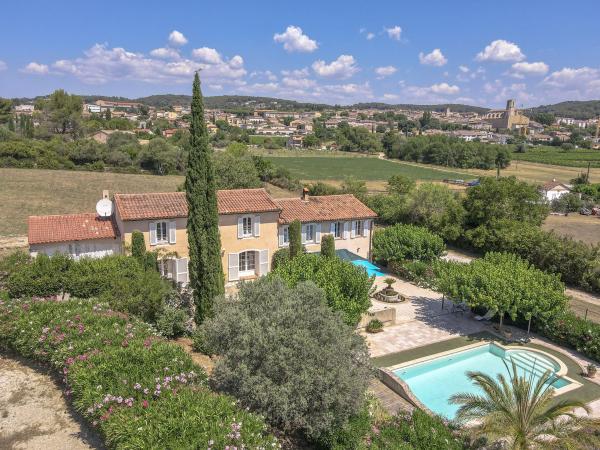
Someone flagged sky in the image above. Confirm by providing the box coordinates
[1,0,599,107]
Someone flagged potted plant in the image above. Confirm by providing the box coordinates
[366,319,384,333]
[587,363,597,377]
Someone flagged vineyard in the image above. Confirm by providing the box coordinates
[512,146,600,168]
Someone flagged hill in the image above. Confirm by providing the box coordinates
[527,100,600,120]
[351,102,489,114]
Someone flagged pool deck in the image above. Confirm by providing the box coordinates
[365,274,600,417]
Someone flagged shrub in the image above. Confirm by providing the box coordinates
[155,305,188,338]
[537,310,600,362]
[131,230,146,259]
[372,224,445,266]
[271,253,373,326]
[288,219,302,258]
[321,234,335,258]
[201,278,372,441]
[6,253,73,298]
[271,247,290,271]
[389,260,435,286]
[365,319,383,333]
[0,298,277,449]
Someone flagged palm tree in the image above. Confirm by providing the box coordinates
[450,361,599,449]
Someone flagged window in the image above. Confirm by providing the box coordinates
[242,216,253,237]
[156,221,168,243]
[305,224,315,243]
[283,226,289,244]
[333,221,342,239]
[239,251,256,276]
[355,220,364,237]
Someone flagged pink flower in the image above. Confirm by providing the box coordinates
[142,400,149,408]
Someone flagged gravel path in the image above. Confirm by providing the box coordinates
[0,354,103,450]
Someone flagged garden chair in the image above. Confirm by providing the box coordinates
[474,309,496,321]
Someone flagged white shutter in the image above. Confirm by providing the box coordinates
[363,220,370,237]
[176,258,189,283]
[253,215,260,237]
[278,227,284,246]
[343,221,350,240]
[301,225,307,244]
[237,218,243,239]
[149,222,157,245]
[166,259,174,279]
[259,249,268,275]
[168,221,177,244]
[315,223,321,243]
[329,222,335,234]
[228,253,239,281]
[351,221,357,238]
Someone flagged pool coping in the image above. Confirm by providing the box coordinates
[377,338,584,419]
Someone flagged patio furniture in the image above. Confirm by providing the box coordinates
[452,301,469,315]
[474,309,496,321]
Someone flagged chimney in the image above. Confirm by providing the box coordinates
[102,190,110,200]
[302,187,309,202]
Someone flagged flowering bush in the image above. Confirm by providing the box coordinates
[0,297,277,449]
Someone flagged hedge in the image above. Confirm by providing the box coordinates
[6,254,172,323]
[372,224,445,266]
[270,253,373,326]
[0,297,277,449]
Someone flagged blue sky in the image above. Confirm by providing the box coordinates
[1,0,599,107]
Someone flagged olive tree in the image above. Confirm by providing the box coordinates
[200,278,372,440]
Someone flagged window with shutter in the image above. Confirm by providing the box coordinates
[228,253,239,281]
[169,221,177,244]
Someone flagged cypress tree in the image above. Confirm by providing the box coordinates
[288,220,302,258]
[185,72,224,323]
[131,230,146,260]
[321,234,335,258]
[8,116,14,132]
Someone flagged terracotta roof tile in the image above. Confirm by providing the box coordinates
[541,181,571,191]
[275,194,377,224]
[28,213,119,245]
[114,189,280,221]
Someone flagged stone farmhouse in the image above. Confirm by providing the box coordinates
[28,189,377,286]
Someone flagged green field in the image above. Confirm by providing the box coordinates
[265,155,472,181]
[511,146,600,168]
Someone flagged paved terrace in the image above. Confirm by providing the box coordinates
[364,275,600,417]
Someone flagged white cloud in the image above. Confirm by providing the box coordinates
[282,77,316,89]
[510,61,549,77]
[281,68,310,78]
[476,39,525,62]
[366,32,375,40]
[374,65,397,78]
[21,62,49,74]
[312,55,358,79]
[0,60,6,71]
[419,49,447,67]
[383,93,399,101]
[273,25,318,53]
[543,67,599,88]
[208,84,223,90]
[51,43,246,85]
[149,47,180,60]
[168,30,188,47]
[459,65,470,73]
[385,26,402,41]
[430,82,460,95]
[191,47,222,64]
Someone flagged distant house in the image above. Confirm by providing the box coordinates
[91,129,135,144]
[540,180,571,202]
[286,135,304,148]
[161,128,179,138]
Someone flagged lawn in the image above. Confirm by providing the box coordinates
[0,168,184,237]
[511,146,600,168]
[265,155,472,181]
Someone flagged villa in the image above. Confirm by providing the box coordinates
[27,188,377,286]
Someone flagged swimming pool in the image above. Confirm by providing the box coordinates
[335,249,385,277]
[392,343,576,420]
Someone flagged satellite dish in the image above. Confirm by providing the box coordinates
[96,198,113,218]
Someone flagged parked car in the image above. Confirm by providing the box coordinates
[580,208,592,216]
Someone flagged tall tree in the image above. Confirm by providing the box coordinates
[0,98,12,124]
[185,72,224,323]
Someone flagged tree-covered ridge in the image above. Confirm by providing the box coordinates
[527,100,600,120]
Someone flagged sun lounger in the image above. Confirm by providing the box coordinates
[475,310,496,321]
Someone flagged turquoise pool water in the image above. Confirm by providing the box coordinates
[350,259,385,277]
[393,344,570,420]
